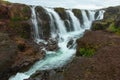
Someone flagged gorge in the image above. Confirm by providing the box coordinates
[0,0,120,80]
[9,5,104,80]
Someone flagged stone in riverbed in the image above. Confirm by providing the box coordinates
[46,38,59,51]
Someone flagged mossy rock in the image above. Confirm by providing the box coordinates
[54,8,68,20]
[91,20,110,30]
[72,9,83,25]
[104,6,120,20]
[9,4,31,21]
[9,21,31,39]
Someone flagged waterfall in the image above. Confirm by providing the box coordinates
[31,6,40,42]
[9,6,104,80]
[66,10,82,31]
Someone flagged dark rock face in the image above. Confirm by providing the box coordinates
[104,6,120,20]
[115,14,120,28]
[35,6,51,40]
[91,20,110,31]
[54,8,68,20]
[54,8,72,32]
[95,10,99,19]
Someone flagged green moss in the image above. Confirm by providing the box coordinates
[79,48,95,57]
[107,23,120,35]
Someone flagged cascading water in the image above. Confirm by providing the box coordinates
[66,10,82,31]
[9,6,104,80]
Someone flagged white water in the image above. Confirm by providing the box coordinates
[31,6,46,44]
[46,8,67,36]
[66,10,82,31]
[9,7,104,80]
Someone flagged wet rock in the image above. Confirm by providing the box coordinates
[95,10,99,19]
[72,9,83,25]
[35,6,51,40]
[46,38,59,51]
[54,8,68,20]
[85,10,90,20]
[67,39,74,48]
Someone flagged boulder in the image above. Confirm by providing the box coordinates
[67,39,74,48]
[46,38,59,51]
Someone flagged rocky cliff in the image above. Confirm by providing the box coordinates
[0,1,45,80]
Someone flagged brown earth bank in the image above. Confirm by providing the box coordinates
[0,1,46,80]
[64,30,120,80]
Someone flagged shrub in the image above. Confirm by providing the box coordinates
[107,23,120,35]
[79,48,95,57]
